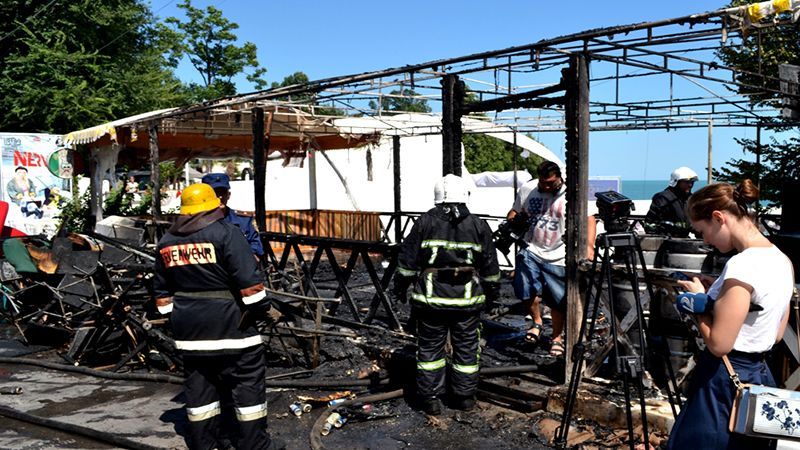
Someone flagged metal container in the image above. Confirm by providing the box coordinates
[289,402,303,417]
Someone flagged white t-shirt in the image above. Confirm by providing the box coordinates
[513,181,567,265]
[707,245,794,353]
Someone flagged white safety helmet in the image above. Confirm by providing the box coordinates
[433,174,469,204]
[668,167,699,187]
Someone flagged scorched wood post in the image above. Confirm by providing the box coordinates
[252,107,267,233]
[149,124,161,221]
[441,74,465,176]
[393,135,402,244]
[564,54,590,383]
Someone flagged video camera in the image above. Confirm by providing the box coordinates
[595,191,634,233]
[493,212,530,255]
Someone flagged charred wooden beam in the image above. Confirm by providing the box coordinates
[564,55,590,383]
[441,74,465,176]
[148,124,161,221]
[461,82,566,114]
[393,135,402,244]
[252,107,267,232]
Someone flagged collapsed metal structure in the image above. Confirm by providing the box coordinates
[58,2,800,379]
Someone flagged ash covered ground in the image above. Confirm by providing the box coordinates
[0,256,669,449]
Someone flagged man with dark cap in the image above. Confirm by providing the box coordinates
[154,182,281,450]
[202,173,264,259]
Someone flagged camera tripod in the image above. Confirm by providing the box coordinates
[554,231,682,450]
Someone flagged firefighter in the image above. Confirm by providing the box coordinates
[154,183,280,450]
[202,173,264,259]
[392,174,501,415]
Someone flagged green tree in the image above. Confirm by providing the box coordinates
[368,89,432,114]
[271,71,311,98]
[271,71,344,116]
[717,0,800,108]
[165,0,267,101]
[461,89,545,174]
[713,0,800,208]
[713,137,800,207]
[0,0,187,133]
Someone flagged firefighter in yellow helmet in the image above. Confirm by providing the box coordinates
[154,183,282,449]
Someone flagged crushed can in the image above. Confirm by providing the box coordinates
[321,412,341,436]
[289,401,304,417]
[328,398,347,407]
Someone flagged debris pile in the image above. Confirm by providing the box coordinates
[0,231,175,371]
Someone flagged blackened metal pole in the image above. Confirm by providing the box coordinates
[756,123,762,193]
[392,136,402,244]
[513,131,518,202]
[564,54,590,383]
[707,120,713,184]
[148,124,161,221]
[252,107,266,232]
[441,74,464,176]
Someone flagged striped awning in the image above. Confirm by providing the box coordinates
[63,108,177,145]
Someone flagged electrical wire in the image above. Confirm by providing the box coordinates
[0,0,60,44]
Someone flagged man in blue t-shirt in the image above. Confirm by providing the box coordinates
[202,173,264,259]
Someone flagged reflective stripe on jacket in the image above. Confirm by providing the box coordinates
[396,204,500,312]
[154,218,266,354]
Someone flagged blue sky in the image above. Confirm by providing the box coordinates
[154,0,796,180]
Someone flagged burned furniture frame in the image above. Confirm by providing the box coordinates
[261,232,403,331]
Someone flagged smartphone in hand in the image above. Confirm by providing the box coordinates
[669,272,690,282]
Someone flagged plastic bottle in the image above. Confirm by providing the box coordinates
[301,402,312,413]
[321,412,341,436]
[358,404,373,413]
[334,414,347,428]
[328,398,347,407]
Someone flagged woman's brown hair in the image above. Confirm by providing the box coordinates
[686,179,759,222]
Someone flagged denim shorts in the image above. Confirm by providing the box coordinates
[513,249,566,311]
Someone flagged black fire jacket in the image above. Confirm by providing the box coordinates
[395,204,501,313]
[153,210,267,355]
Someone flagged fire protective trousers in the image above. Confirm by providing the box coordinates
[183,346,269,450]
[416,311,481,398]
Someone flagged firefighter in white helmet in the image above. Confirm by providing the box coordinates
[392,174,500,415]
[645,166,698,237]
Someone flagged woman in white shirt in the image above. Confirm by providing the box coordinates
[666,180,794,450]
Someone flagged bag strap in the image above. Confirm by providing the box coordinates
[793,285,800,358]
[789,262,799,358]
[722,355,744,391]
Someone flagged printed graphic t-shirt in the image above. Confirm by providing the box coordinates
[513,181,567,265]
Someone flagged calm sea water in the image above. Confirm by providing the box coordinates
[620,180,708,200]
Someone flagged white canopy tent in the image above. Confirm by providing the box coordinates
[225,113,562,218]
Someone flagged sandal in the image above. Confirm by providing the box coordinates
[525,323,543,345]
[549,339,565,358]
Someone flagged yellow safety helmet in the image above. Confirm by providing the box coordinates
[180,183,221,215]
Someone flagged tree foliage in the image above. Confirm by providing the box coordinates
[461,89,545,174]
[164,0,267,101]
[716,0,800,108]
[369,89,432,114]
[0,0,187,133]
[271,71,344,116]
[463,133,545,174]
[713,136,800,207]
[712,1,800,208]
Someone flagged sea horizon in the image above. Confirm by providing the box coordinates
[619,179,709,201]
